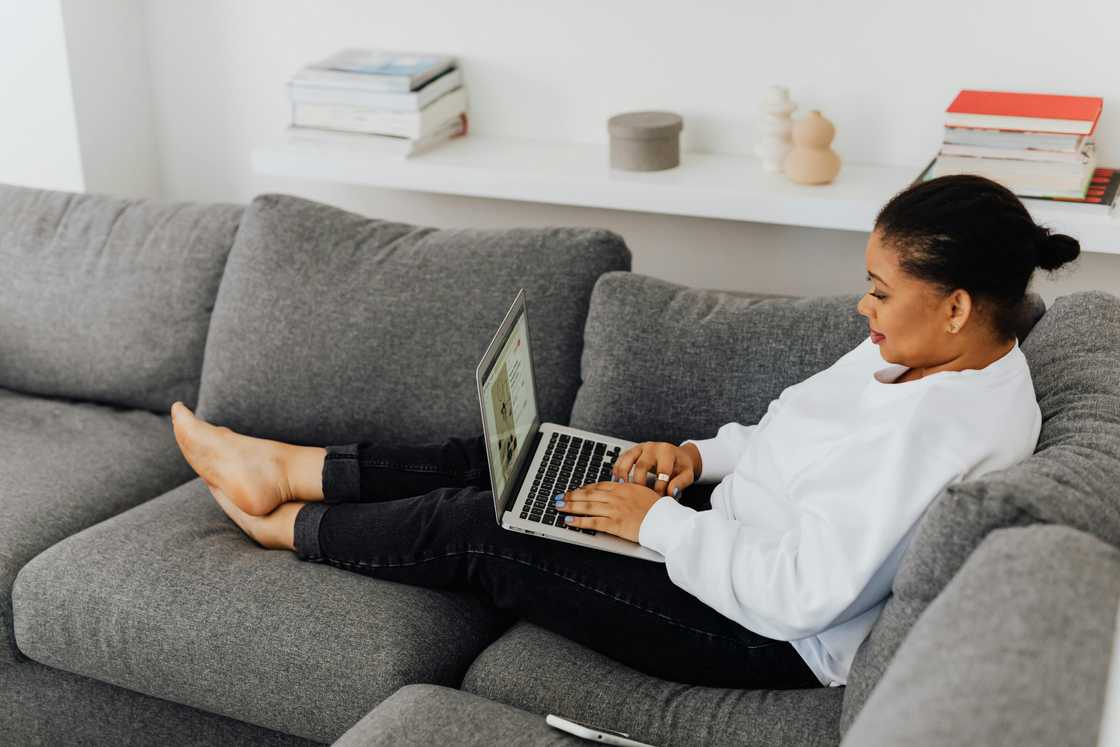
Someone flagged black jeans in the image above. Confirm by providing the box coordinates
[292,434,821,690]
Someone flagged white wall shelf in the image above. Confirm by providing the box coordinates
[252,132,1120,255]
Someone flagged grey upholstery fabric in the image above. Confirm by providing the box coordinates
[569,273,868,442]
[0,183,241,412]
[195,193,630,446]
[333,684,585,747]
[0,387,196,664]
[568,272,1045,443]
[460,620,843,747]
[0,658,318,746]
[840,290,1120,733]
[11,477,513,744]
[842,525,1120,746]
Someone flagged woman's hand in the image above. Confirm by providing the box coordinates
[611,441,701,499]
[554,480,663,543]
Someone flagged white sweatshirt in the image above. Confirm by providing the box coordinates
[637,335,1041,687]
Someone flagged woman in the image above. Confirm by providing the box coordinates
[170,174,1079,691]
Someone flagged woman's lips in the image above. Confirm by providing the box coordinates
[870,331,885,344]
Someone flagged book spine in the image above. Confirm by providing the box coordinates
[291,88,467,138]
[945,113,1093,135]
[939,143,1093,163]
[289,68,462,107]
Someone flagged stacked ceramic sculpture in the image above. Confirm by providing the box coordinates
[754,86,842,185]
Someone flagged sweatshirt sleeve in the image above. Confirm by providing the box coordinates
[680,398,784,483]
[640,423,967,641]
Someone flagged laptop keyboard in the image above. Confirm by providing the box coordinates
[519,433,621,535]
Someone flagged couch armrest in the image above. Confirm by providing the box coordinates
[842,524,1120,746]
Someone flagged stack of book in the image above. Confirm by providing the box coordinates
[286,48,469,157]
[918,89,1117,210]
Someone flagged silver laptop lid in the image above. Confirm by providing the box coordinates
[475,289,541,523]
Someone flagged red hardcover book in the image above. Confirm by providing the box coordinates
[946,90,1103,136]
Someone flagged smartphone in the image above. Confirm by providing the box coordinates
[545,714,657,746]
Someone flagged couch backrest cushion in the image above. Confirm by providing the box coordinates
[195,193,631,445]
[569,272,869,442]
[569,272,1045,443]
[0,183,242,412]
[840,290,1120,734]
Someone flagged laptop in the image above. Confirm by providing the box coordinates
[475,288,665,563]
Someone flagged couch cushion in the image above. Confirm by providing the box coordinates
[334,684,585,747]
[0,387,195,664]
[842,525,1120,746]
[568,272,1044,443]
[195,194,630,446]
[11,478,513,744]
[0,183,241,412]
[840,290,1120,733]
[460,620,842,747]
[0,658,315,747]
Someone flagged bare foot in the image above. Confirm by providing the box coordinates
[171,401,297,516]
[207,482,302,551]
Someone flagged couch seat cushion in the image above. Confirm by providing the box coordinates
[841,290,1120,732]
[842,525,1120,746]
[460,620,842,747]
[1,658,314,747]
[0,183,241,412]
[0,387,195,663]
[334,684,585,746]
[11,478,513,744]
[196,194,631,446]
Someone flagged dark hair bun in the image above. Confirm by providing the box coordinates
[1036,227,1081,271]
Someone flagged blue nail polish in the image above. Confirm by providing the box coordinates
[564,516,573,523]
[555,500,565,508]
[673,487,681,499]
[554,493,564,501]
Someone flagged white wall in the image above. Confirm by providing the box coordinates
[0,1,85,191]
[60,0,161,199]
[128,2,1120,302]
[0,1,159,198]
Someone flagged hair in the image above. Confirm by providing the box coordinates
[873,173,1080,341]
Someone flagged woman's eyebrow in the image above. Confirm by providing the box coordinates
[866,271,890,288]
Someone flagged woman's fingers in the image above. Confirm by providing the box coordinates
[652,445,675,496]
[612,444,642,481]
[555,499,611,517]
[630,448,656,486]
[554,484,615,522]
[666,461,694,500]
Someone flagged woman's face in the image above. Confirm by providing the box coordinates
[856,228,968,367]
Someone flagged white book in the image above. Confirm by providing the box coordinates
[291,87,468,139]
[930,154,1096,198]
[283,113,467,158]
[306,48,456,92]
[943,126,1084,152]
[289,68,462,111]
[940,140,1095,164]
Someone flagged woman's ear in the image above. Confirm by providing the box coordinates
[945,288,972,333]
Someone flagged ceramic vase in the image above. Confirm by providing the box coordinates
[783,110,841,185]
[754,85,796,172]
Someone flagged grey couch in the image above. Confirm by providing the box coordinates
[1,183,1118,746]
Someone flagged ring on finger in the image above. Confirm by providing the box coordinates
[657,472,670,483]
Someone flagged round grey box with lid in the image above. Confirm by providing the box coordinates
[608,111,684,171]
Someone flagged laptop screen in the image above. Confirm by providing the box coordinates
[478,300,539,505]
